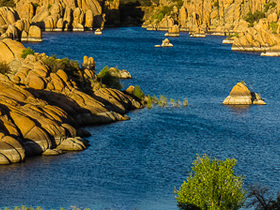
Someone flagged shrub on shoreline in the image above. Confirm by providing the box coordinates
[21,48,35,59]
[97,66,123,90]
[0,61,11,74]
[175,154,246,210]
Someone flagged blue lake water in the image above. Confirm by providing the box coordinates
[0,27,280,209]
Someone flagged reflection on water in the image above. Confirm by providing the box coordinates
[225,105,251,116]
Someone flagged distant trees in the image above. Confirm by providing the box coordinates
[175,154,246,210]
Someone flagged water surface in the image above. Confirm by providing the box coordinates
[0,27,279,209]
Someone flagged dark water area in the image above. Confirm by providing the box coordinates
[0,27,279,209]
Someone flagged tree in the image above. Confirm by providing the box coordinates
[175,154,246,210]
[246,184,280,210]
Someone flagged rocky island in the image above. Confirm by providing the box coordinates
[0,38,143,164]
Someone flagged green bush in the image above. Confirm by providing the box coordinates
[0,61,11,74]
[21,47,35,59]
[133,85,145,100]
[97,66,122,90]
[175,154,246,210]
[244,11,265,26]
[0,0,15,7]
[43,55,80,75]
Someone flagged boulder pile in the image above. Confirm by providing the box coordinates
[0,38,142,164]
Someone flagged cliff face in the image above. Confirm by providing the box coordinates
[143,0,272,32]
[0,39,142,164]
[15,0,103,31]
[141,0,280,53]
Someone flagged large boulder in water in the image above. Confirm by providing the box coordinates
[223,82,266,105]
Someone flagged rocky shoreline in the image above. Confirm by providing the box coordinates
[0,38,143,164]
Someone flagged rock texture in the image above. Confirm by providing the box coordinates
[223,82,266,105]
[141,0,280,55]
[15,0,104,32]
[0,39,143,164]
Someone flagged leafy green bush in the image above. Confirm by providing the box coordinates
[21,47,35,59]
[175,154,246,210]
[97,66,122,90]
[244,11,265,27]
[133,85,145,100]
[0,61,11,74]
[0,0,15,7]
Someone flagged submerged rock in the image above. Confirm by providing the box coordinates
[223,82,266,105]
[155,38,173,47]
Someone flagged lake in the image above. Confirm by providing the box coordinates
[0,27,279,210]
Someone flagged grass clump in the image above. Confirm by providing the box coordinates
[270,21,278,33]
[133,85,145,100]
[0,61,11,74]
[97,66,122,90]
[244,11,265,27]
[229,33,239,38]
[145,94,188,108]
[0,0,15,7]
[151,5,173,23]
[213,1,219,8]
[264,1,277,12]
[21,47,35,59]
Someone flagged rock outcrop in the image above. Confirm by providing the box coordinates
[155,38,173,47]
[141,0,280,55]
[0,38,143,164]
[15,0,104,32]
[223,82,266,105]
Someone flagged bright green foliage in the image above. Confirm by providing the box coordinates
[175,154,246,210]
[97,66,122,90]
[0,61,11,74]
[146,95,153,109]
[159,95,168,107]
[0,0,15,7]
[133,85,145,100]
[244,11,265,27]
[21,47,35,59]
[270,21,278,33]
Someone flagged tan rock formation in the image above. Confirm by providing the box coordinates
[0,38,25,63]
[0,41,143,164]
[28,25,42,42]
[223,82,266,105]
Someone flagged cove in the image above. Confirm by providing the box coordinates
[0,27,279,210]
